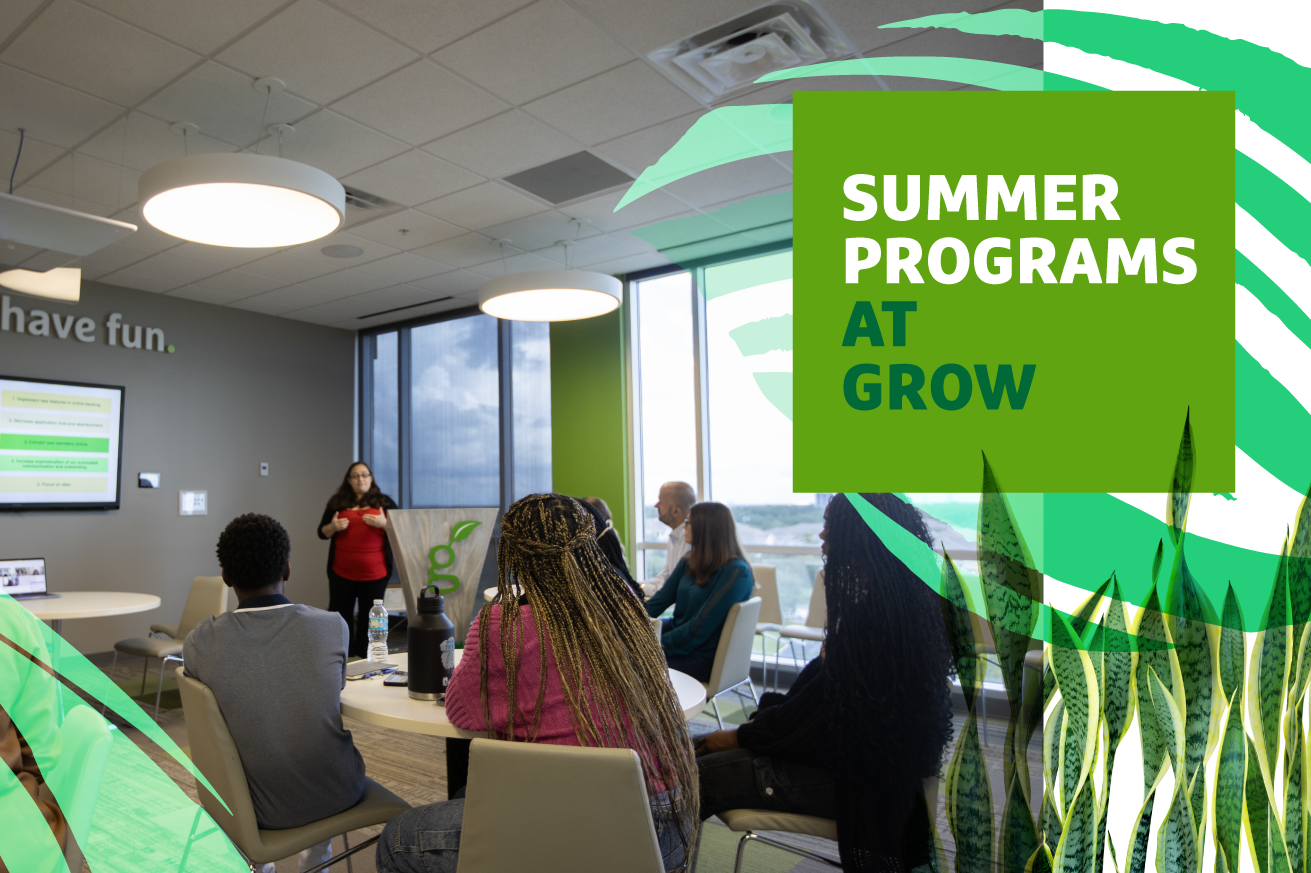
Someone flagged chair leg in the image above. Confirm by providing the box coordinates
[688,825,703,873]
[734,832,759,873]
[344,831,352,873]
[711,696,724,730]
[141,656,150,695]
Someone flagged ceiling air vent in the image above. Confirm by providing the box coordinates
[341,185,404,227]
[649,1,853,101]
[502,152,634,205]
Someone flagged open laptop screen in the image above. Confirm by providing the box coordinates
[0,558,47,596]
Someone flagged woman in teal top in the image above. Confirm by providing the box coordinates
[646,501,754,681]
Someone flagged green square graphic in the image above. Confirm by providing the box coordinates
[793,91,1235,493]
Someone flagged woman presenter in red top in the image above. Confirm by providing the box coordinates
[318,462,399,658]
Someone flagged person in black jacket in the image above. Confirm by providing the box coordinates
[694,493,954,873]
[317,462,398,658]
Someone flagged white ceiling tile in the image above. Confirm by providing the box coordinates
[353,252,452,284]
[564,188,690,232]
[72,241,150,272]
[11,185,116,217]
[409,234,501,269]
[0,130,68,189]
[421,111,580,180]
[228,291,297,315]
[432,0,633,105]
[1,241,48,267]
[166,241,280,268]
[352,296,470,328]
[565,0,762,55]
[16,251,80,272]
[282,231,398,266]
[111,250,225,286]
[291,269,391,296]
[78,264,116,280]
[524,61,701,147]
[169,269,284,304]
[661,154,791,209]
[416,182,547,232]
[80,113,234,173]
[330,60,508,147]
[110,209,184,254]
[566,232,648,267]
[466,250,562,278]
[267,110,409,178]
[406,269,485,296]
[1,0,201,106]
[239,252,338,283]
[139,62,317,148]
[591,111,701,177]
[0,63,124,149]
[324,0,533,54]
[342,151,481,207]
[80,0,290,55]
[26,153,141,211]
[0,0,45,45]
[824,0,1006,55]
[581,251,672,277]
[99,268,179,294]
[476,210,599,253]
[347,210,465,251]
[285,283,447,322]
[216,0,418,105]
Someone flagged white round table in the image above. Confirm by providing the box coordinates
[16,591,161,633]
[341,650,707,736]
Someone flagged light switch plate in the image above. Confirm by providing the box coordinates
[260,462,268,477]
[179,490,207,516]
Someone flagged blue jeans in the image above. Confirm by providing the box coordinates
[696,748,838,820]
[376,794,689,872]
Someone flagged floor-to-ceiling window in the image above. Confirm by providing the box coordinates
[359,309,550,513]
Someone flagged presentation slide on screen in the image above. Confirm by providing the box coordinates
[0,376,122,507]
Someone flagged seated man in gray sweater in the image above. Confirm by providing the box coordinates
[184,513,367,872]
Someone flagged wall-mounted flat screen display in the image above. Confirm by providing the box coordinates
[0,375,124,510]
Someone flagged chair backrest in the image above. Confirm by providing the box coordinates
[805,569,827,630]
[176,667,263,852]
[456,739,665,873]
[706,597,761,696]
[649,616,663,645]
[47,703,113,869]
[176,576,228,641]
[749,564,782,626]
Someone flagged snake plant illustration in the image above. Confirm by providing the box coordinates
[425,520,482,594]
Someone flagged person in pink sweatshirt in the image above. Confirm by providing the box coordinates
[376,494,698,873]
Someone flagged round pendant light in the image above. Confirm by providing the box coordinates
[138,153,345,248]
[478,269,622,321]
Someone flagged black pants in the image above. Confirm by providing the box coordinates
[328,571,389,658]
[697,748,838,821]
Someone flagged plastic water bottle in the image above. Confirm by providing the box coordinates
[367,600,389,662]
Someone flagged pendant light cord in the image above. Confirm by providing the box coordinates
[8,128,23,194]
[255,86,272,153]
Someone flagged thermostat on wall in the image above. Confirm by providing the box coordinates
[179,490,207,516]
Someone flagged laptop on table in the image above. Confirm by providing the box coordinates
[0,558,60,600]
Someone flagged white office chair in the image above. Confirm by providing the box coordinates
[178,667,409,873]
[713,777,940,872]
[108,575,228,719]
[47,704,114,873]
[456,738,670,873]
[773,569,826,691]
[748,565,785,692]
[702,597,762,729]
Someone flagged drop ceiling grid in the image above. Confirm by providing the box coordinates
[0,0,815,328]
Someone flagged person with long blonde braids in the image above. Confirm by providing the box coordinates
[375,494,699,873]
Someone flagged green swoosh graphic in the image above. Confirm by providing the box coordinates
[729,315,792,356]
[757,56,1044,91]
[878,10,1043,40]
[1237,151,1311,273]
[1236,342,1311,497]
[1238,252,1311,353]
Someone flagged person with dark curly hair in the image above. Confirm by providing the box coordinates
[185,513,368,873]
[318,461,399,658]
[693,494,954,873]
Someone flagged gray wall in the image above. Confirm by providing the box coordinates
[1,279,355,654]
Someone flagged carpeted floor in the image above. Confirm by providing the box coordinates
[84,653,1039,873]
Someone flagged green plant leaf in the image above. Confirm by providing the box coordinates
[1167,410,1194,546]
[1002,765,1040,873]
[1071,574,1113,642]
[1041,791,1063,852]
[1288,485,1311,711]
[1154,774,1199,873]
[1164,546,1220,810]
[1247,736,1273,873]
[1214,686,1245,873]
[1147,665,1186,777]
[1102,576,1136,755]
[1249,535,1292,802]
[947,708,994,873]
[1054,781,1096,873]
[1219,584,1246,703]
[1044,698,1064,817]
[1134,589,1173,797]
[1286,723,1304,873]
[450,520,482,542]
[941,553,981,711]
[1025,844,1054,873]
[1126,792,1157,873]
[1151,539,1165,595]
[1043,661,1056,711]
[1052,612,1100,816]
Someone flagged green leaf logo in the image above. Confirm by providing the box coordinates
[426,520,484,594]
[451,520,482,542]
